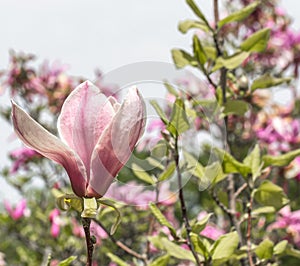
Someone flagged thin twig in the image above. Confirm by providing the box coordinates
[234,183,248,198]
[212,189,235,216]
[174,138,202,266]
[92,219,148,263]
[247,196,255,266]
[82,218,95,266]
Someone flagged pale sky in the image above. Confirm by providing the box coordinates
[0,0,299,200]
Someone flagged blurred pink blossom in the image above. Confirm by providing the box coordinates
[198,212,225,240]
[9,147,40,173]
[49,209,61,238]
[105,181,177,207]
[4,199,27,220]
[268,206,300,247]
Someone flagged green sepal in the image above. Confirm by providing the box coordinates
[81,197,98,218]
[56,194,83,213]
[97,198,121,235]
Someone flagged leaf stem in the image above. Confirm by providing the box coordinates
[174,137,202,266]
[82,217,95,266]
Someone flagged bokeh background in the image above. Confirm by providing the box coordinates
[0,0,299,200]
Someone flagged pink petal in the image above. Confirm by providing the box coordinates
[58,81,115,176]
[87,87,146,197]
[12,101,87,197]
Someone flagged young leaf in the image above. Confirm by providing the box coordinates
[149,202,177,238]
[57,256,77,266]
[166,98,190,136]
[178,19,209,34]
[171,49,197,69]
[164,81,179,97]
[254,180,289,210]
[160,237,198,262]
[262,149,300,168]
[214,148,251,177]
[243,144,262,181]
[223,100,249,116]
[274,240,288,256]
[251,206,276,216]
[212,51,250,72]
[192,213,213,234]
[132,163,156,185]
[149,254,170,266]
[285,244,300,259]
[218,1,260,29]
[106,253,130,266]
[151,140,169,159]
[210,231,239,260]
[193,35,207,66]
[186,0,212,30]
[240,28,270,52]
[251,74,292,91]
[255,239,274,260]
[150,100,169,125]
[158,161,176,182]
[190,232,210,259]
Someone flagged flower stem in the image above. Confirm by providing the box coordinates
[82,217,95,266]
[174,137,202,266]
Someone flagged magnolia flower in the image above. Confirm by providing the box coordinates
[12,80,146,198]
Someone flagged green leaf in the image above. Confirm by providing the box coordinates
[215,148,251,177]
[255,239,274,260]
[193,35,207,66]
[182,151,205,179]
[285,245,300,259]
[132,163,156,185]
[208,162,227,185]
[212,51,250,72]
[57,256,77,266]
[178,19,209,34]
[97,199,121,235]
[203,46,217,60]
[243,144,262,181]
[150,100,169,125]
[251,74,292,91]
[241,28,270,52]
[254,180,289,210]
[149,254,170,266]
[210,231,239,260]
[192,213,213,234]
[158,161,176,182]
[106,253,129,266]
[81,197,98,218]
[223,100,249,116]
[164,81,179,97]
[186,0,211,30]
[218,1,260,29]
[149,202,177,238]
[262,149,300,168]
[190,233,210,259]
[252,206,276,216]
[274,240,288,256]
[146,157,165,170]
[171,49,197,69]
[166,98,190,136]
[151,140,169,159]
[161,237,197,262]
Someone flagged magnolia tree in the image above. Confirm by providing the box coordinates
[1,0,300,265]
